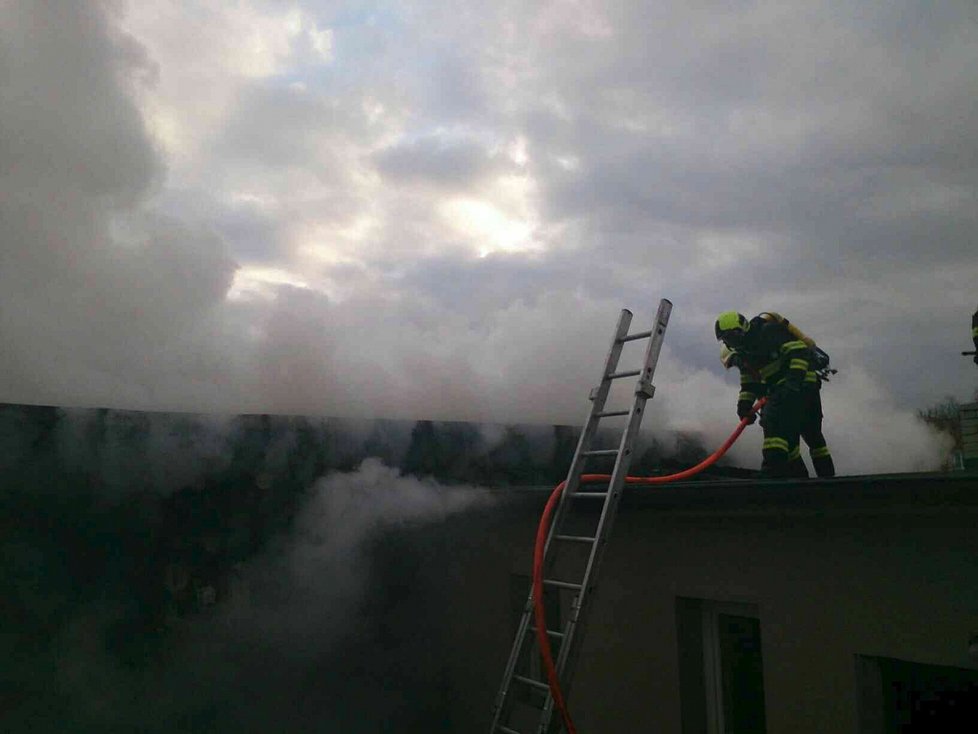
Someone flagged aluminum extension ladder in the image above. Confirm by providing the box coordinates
[488,299,672,734]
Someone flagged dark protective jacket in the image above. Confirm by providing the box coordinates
[972,308,978,349]
[734,315,816,411]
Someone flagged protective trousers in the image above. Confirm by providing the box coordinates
[801,385,835,477]
[760,387,807,479]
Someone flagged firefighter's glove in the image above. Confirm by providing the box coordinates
[737,400,756,425]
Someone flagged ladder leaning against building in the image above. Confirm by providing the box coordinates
[488,299,672,734]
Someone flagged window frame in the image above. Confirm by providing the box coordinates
[677,597,766,734]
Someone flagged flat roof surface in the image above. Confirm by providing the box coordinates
[500,472,978,515]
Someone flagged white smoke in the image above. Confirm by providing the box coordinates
[293,457,495,562]
[644,352,951,475]
[206,458,496,664]
[50,459,496,730]
[818,368,953,474]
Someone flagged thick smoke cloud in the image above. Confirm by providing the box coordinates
[1,0,971,473]
[39,460,494,733]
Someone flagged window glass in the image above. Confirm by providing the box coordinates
[718,614,767,734]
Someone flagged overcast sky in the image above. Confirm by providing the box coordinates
[2,1,976,471]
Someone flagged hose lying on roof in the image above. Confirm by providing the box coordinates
[532,397,767,734]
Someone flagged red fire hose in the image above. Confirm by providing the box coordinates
[531,398,767,734]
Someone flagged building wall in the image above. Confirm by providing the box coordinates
[463,478,978,733]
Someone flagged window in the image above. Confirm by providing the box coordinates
[677,598,768,734]
[856,655,978,733]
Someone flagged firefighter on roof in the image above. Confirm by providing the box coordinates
[715,311,835,478]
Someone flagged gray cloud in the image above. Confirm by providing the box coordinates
[215,83,365,172]
[155,187,287,262]
[512,2,978,261]
[0,2,159,205]
[373,135,508,188]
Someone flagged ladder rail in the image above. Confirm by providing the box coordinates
[488,300,672,734]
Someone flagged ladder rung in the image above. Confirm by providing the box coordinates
[514,674,551,692]
[582,449,618,457]
[619,329,652,343]
[497,726,524,734]
[554,534,596,544]
[607,369,640,379]
[530,626,565,639]
[571,491,608,499]
[543,578,584,591]
[595,409,629,418]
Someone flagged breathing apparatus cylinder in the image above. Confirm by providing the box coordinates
[759,312,831,371]
[759,312,814,348]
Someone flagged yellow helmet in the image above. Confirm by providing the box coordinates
[714,311,749,345]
